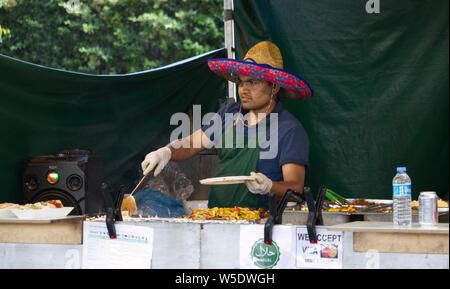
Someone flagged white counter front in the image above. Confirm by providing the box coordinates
[0,218,448,269]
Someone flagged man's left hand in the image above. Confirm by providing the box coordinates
[245,172,272,195]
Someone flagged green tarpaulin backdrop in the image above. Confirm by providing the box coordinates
[233,0,449,199]
[0,48,226,202]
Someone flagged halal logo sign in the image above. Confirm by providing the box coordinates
[250,239,280,269]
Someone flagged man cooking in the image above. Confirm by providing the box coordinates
[141,41,313,210]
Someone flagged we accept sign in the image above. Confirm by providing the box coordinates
[240,225,343,269]
[296,227,343,269]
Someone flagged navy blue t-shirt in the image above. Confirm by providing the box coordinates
[201,101,309,182]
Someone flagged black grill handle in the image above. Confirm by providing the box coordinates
[263,186,327,245]
[302,187,318,243]
[101,182,124,238]
[264,192,277,245]
[314,186,327,226]
[264,189,304,245]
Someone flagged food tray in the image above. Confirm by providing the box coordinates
[363,210,449,223]
[8,207,74,219]
[282,210,361,226]
[334,198,392,208]
[0,215,84,224]
[0,209,16,218]
[346,198,392,204]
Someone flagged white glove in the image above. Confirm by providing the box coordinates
[245,171,272,195]
[141,147,172,176]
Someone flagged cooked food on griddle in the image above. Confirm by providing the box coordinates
[346,199,378,206]
[438,199,449,207]
[326,206,357,213]
[183,207,268,221]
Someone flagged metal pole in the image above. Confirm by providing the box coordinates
[224,0,236,102]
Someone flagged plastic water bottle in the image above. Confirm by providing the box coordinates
[392,167,412,227]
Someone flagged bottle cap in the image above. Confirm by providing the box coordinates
[396,167,406,173]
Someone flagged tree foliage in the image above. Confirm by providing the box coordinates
[0,0,224,74]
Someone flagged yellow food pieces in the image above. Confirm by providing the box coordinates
[327,206,356,212]
[186,207,267,221]
[438,199,449,208]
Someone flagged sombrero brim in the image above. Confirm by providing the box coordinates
[207,58,313,99]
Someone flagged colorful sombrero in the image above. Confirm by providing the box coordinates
[208,41,313,99]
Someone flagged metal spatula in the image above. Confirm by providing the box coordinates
[121,171,153,216]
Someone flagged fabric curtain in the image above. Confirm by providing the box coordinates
[0,48,227,202]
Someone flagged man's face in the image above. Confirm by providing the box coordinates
[237,75,273,111]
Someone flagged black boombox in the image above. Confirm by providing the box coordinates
[22,149,105,215]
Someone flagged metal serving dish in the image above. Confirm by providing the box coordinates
[334,199,449,223]
[282,199,450,225]
[363,210,449,223]
[280,198,390,226]
[281,210,361,226]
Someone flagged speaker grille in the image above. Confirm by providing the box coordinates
[23,151,104,215]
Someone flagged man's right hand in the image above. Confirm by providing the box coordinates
[141,130,213,176]
[141,147,172,176]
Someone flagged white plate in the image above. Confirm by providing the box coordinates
[9,207,74,219]
[0,209,15,218]
[200,176,256,185]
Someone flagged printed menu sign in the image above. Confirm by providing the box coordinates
[82,221,154,269]
[295,227,343,269]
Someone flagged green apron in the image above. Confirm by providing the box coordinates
[208,121,267,210]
